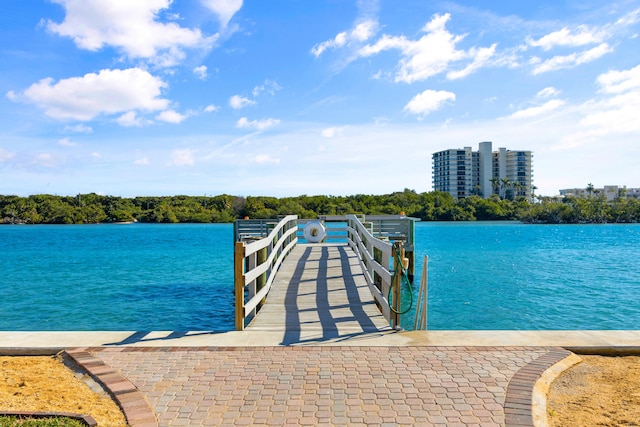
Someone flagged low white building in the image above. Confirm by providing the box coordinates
[559,185,640,201]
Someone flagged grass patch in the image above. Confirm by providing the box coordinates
[0,416,87,427]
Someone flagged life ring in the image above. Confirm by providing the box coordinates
[303,221,326,243]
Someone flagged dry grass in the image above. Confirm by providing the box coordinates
[0,355,127,427]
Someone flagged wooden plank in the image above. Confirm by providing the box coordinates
[246,244,390,340]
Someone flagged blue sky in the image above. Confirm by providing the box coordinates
[1,0,639,197]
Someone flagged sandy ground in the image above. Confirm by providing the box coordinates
[0,355,128,426]
[547,354,640,427]
[1,353,639,426]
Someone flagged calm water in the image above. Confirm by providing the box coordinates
[1,222,639,331]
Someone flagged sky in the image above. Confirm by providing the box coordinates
[1,0,639,198]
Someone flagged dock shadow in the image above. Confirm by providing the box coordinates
[280,245,388,345]
[103,330,218,346]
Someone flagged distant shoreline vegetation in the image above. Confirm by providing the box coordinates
[1,190,639,224]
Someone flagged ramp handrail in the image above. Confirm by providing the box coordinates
[345,214,395,324]
[234,215,298,330]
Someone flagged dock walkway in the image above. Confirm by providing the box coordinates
[245,243,390,344]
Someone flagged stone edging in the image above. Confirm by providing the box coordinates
[504,347,572,427]
[65,348,158,427]
[531,353,582,427]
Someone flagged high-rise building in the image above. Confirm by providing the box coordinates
[432,141,533,200]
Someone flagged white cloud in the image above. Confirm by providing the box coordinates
[134,157,150,165]
[64,124,93,133]
[527,26,608,50]
[32,153,57,168]
[236,117,280,130]
[11,68,169,121]
[506,99,566,119]
[312,32,348,57]
[359,13,494,83]
[566,64,640,142]
[321,127,343,138]
[252,154,280,165]
[0,148,16,163]
[537,87,560,98]
[58,137,77,147]
[446,44,497,80]
[156,109,188,124]
[169,148,195,166]
[47,0,217,67]
[204,104,220,112]
[579,91,640,133]
[252,80,281,97]
[117,111,145,127]
[229,95,256,109]
[403,89,455,116]
[597,64,640,94]
[200,0,243,29]
[532,43,613,75]
[193,65,208,79]
[311,19,378,57]
[352,20,377,42]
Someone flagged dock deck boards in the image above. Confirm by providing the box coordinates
[246,243,390,343]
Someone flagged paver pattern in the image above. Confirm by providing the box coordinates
[90,346,559,427]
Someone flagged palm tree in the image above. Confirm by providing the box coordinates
[500,178,511,200]
[512,182,523,199]
[586,183,595,199]
[490,178,500,197]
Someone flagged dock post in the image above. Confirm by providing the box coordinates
[234,241,246,331]
[391,242,403,329]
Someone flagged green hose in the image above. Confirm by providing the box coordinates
[389,245,414,315]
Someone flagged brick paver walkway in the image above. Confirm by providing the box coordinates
[77,346,570,427]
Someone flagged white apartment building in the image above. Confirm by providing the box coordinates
[432,141,533,200]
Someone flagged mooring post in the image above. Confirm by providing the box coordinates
[391,241,404,329]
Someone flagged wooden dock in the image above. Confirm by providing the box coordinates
[245,244,390,344]
[234,215,418,340]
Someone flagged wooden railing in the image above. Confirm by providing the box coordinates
[345,214,397,326]
[234,215,298,330]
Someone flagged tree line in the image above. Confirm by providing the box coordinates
[1,190,639,224]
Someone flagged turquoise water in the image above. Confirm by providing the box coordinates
[410,222,640,330]
[1,224,234,331]
[1,222,639,331]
